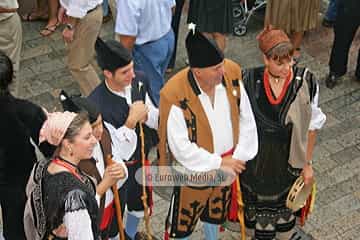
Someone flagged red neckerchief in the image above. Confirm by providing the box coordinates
[52,158,82,181]
[263,68,292,105]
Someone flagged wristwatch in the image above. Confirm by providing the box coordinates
[66,23,74,30]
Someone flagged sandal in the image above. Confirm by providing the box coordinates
[40,21,60,37]
[21,12,48,22]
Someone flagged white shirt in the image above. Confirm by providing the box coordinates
[167,81,258,172]
[0,0,18,21]
[115,0,176,45]
[309,85,326,130]
[60,0,102,18]
[105,80,159,130]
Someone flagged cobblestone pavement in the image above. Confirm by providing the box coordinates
[1,1,360,239]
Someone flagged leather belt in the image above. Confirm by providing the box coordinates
[125,159,140,166]
[87,4,100,14]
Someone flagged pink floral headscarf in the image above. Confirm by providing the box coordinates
[39,111,77,146]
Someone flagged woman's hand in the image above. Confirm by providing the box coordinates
[301,164,314,185]
[52,224,67,238]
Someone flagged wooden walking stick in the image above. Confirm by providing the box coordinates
[105,155,125,240]
[236,176,246,240]
[139,124,153,240]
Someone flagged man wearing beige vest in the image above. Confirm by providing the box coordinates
[158,28,258,239]
[240,27,326,240]
[0,0,22,75]
[58,0,103,95]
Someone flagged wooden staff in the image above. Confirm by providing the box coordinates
[236,176,246,240]
[105,155,125,240]
[139,124,153,240]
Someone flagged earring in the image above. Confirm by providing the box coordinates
[68,147,73,156]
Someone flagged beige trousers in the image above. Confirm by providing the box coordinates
[0,13,22,73]
[66,6,103,96]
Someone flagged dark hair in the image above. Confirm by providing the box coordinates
[265,42,294,63]
[63,111,90,142]
[0,51,13,94]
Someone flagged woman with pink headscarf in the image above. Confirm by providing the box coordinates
[25,111,124,240]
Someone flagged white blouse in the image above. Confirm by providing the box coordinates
[309,85,326,130]
[60,0,102,18]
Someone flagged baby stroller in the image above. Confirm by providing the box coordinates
[232,0,267,36]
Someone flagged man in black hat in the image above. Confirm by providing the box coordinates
[89,38,159,240]
[157,28,258,239]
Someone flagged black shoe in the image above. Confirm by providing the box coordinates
[325,73,340,89]
[355,74,360,82]
[322,18,335,28]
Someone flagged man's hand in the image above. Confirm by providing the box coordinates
[125,101,149,128]
[103,162,126,187]
[58,7,66,23]
[220,155,246,175]
[62,28,75,43]
[301,164,314,185]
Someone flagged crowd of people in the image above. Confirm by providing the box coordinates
[0,0,359,239]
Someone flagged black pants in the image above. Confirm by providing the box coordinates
[168,0,186,69]
[0,185,27,239]
[329,3,360,77]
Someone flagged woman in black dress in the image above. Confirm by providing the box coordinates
[188,0,233,52]
[0,51,54,239]
[240,28,326,240]
[25,110,124,240]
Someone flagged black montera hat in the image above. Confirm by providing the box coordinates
[185,28,224,68]
[95,37,132,72]
[59,90,100,124]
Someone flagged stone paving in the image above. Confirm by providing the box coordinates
[1,1,360,239]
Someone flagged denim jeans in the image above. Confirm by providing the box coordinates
[325,0,338,21]
[176,222,219,240]
[102,0,109,17]
[133,30,175,106]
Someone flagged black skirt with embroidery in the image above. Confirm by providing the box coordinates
[240,67,303,238]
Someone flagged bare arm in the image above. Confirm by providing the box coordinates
[118,35,136,51]
[306,130,317,162]
[302,130,317,185]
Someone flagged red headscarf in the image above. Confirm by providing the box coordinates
[256,26,291,54]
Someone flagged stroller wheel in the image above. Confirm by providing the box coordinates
[233,24,247,37]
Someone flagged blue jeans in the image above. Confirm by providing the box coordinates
[325,0,338,22]
[133,30,175,106]
[102,0,109,17]
[176,222,219,240]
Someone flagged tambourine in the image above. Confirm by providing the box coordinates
[286,176,314,212]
